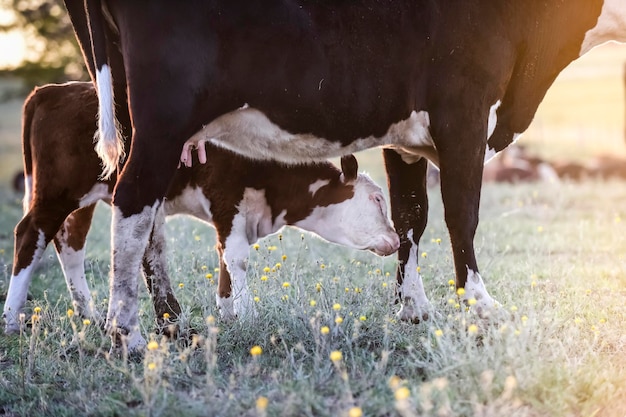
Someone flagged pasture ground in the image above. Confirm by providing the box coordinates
[1,44,626,416]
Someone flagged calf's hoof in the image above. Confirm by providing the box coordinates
[396,299,434,323]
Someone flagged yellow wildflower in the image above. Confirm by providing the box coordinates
[256,396,268,411]
[348,407,363,417]
[329,350,342,362]
[395,387,410,401]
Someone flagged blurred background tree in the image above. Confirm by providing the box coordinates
[0,0,87,94]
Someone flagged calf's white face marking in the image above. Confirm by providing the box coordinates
[295,173,399,256]
[580,0,626,55]
[185,107,435,166]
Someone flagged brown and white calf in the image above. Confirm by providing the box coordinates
[2,82,399,334]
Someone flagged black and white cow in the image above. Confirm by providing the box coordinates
[63,0,626,351]
[2,82,398,334]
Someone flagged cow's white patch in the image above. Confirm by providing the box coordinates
[485,132,522,165]
[106,203,159,352]
[79,183,111,207]
[294,173,399,256]
[3,230,46,333]
[487,100,501,140]
[94,64,124,179]
[22,174,33,214]
[580,0,626,55]
[463,266,498,316]
[396,230,432,322]
[309,179,330,196]
[484,146,498,164]
[187,108,436,165]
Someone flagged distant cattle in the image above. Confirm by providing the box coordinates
[2,82,398,334]
[63,0,626,351]
[482,146,559,184]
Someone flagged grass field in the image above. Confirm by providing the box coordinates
[1,44,626,416]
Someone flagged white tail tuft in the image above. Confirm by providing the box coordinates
[94,64,125,179]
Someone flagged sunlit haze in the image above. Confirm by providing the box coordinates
[0,30,26,69]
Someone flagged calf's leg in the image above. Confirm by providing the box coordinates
[52,205,100,322]
[3,201,76,333]
[216,235,256,320]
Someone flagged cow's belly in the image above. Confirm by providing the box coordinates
[187,106,436,164]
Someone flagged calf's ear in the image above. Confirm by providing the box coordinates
[340,154,358,182]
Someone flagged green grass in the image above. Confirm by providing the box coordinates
[2,43,626,415]
[1,179,626,417]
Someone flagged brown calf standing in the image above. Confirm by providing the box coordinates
[3,82,399,335]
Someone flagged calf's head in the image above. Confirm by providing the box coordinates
[298,155,400,256]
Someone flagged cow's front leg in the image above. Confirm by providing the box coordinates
[141,204,182,336]
[383,150,432,322]
[216,235,256,320]
[434,114,498,315]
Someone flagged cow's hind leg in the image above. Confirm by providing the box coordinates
[383,150,432,322]
[106,128,188,353]
[3,202,74,333]
[52,205,100,323]
[141,204,182,336]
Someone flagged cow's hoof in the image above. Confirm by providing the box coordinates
[107,326,147,361]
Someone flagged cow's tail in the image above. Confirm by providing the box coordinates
[20,88,37,215]
[85,0,124,179]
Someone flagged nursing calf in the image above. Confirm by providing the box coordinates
[2,82,399,334]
